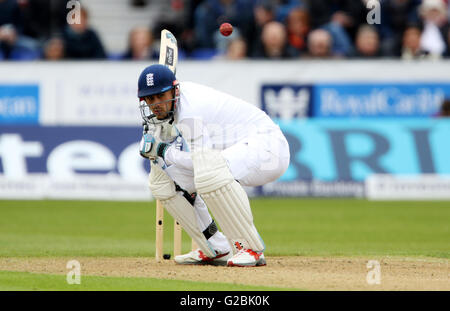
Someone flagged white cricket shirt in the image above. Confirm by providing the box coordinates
[176,81,277,147]
[165,81,280,170]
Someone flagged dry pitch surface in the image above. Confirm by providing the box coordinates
[1,256,448,291]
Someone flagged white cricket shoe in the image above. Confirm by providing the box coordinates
[174,249,232,266]
[227,249,266,267]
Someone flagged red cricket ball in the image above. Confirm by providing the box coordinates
[220,23,233,37]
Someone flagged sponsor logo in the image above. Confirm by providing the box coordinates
[0,127,146,180]
[146,73,154,86]
[0,85,39,124]
[165,47,174,66]
[314,83,450,117]
[261,85,311,120]
[262,83,450,118]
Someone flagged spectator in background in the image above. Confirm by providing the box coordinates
[250,0,304,23]
[225,37,248,59]
[400,23,429,59]
[418,0,449,58]
[19,0,68,42]
[304,0,369,56]
[252,21,298,58]
[274,0,304,22]
[351,24,382,58]
[193,0,254,49]
[0,0,39,60]
[63,7,106,59]
[305,0,368,41]
[122,26,157,60]
[152,0,197,56]
[0,23,18,59]
[439,99,450,116]
[286,7,310,56]
[212,28,248,60]
[377,0,421,56]
[248,0,276,56]
[304,28,334,58]
[0,0,22,29]
[444,27,450,57]
[214,25,243,54]
[42,36,65,60]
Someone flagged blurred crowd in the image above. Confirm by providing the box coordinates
[1,0,450,61]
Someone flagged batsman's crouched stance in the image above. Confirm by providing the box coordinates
[139,64,289,267]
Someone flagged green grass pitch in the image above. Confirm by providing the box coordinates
[0,198,449,290]
[0,271,291,291]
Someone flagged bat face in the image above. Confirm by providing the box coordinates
[159,30,178,74]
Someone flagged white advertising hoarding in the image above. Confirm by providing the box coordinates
[1,60,450,126]
[2,60,450,200]
[366,174,450,200]
[0,174,151,201]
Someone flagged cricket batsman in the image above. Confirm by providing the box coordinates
[138,64,290,267]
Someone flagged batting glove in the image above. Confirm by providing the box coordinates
[139,132,171,160]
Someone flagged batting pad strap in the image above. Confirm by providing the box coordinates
[203,220,218,240]
[175,183,197,206]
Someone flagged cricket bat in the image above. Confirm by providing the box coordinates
[159,29,178,74]
[155,29,183,262]
[155,199,164,262]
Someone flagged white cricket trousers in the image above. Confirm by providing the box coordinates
[162,128,290,253]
